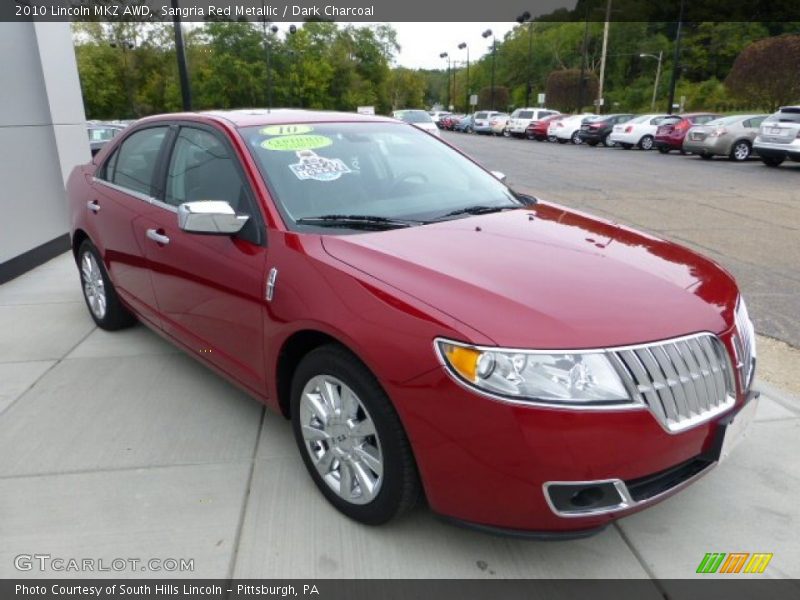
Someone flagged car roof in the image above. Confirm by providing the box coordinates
[134,109,397,129]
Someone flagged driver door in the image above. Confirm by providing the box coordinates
[143,124,269,395]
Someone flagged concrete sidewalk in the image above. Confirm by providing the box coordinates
[1,252,798,581]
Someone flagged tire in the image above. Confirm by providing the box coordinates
[620,143,633,150]
[571,131,582,145]
[502,128,511,138]
[290,344,421,525]
[761,156,785,167]
[729,140,751,162]
[77,240,136,330]
[526,133,535,140]
[658,146,670,154]
[639,135,655,151]
[602,134,615,148]
[547,135,558,143]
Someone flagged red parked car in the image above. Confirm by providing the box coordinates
[526,113,567,141]
[655,113,720,153]
[67,110,758,537]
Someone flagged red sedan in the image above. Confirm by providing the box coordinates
[67,110,758,537]
[655,112,720,153]
[526,113,567,141]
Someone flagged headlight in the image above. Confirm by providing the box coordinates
[436,339,632,406]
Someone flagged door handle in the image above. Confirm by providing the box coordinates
[146,228,170,245]
[87,200,101,213]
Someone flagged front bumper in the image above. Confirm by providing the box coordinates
[391,366,756,534]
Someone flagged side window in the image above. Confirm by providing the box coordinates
[102,149,119,182]
[111,127,168,196]
[746,117,765,129]
[165,127,249,213]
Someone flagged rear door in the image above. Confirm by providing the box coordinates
[143,123,269,395]
[91,125,170,326]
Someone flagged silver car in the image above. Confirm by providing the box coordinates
[753,106,800,168]
[682,114,767,161]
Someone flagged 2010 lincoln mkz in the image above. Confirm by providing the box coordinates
[67,110,758,537]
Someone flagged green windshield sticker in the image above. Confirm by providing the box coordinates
[261,135,332,152]
[260,124,314,136]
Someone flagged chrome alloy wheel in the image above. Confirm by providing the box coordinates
[299,375,383,505]
[733,142,750,161]
[81,251,107,320]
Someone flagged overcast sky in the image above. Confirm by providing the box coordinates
[388,23,518,70]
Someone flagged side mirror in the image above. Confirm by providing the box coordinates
[177,201,249,235]
[490,170,507,183]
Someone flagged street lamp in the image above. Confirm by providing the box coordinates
[666,0,686,114]
[261,12,279,109]
[515,11,533,107]
[458,42,469,113]
[482,29,496,110]
[640,52,664,111]
[109,39,135,117]
[439,52,451,110]
[288,25,298,107]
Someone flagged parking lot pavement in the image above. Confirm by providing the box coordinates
[1,254,799,581]
[442,131,800,350]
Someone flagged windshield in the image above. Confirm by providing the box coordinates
[241,122,521,231]
[395,111,432,124]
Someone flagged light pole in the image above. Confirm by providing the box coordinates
[170,0,192,111]
[109,38,135,117]
[640,52,663,111]
[666,0,686,114]
[261,12,279,109]
[516,11,533,107]
[597,0,612,114]
[458,42,470,113]
[439,52,451,110]
[577,6,590,112]
[288,24,297,107]
[482,29,496,110]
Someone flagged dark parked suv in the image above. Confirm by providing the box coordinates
[578,114,634,147]
[753,106,800,167]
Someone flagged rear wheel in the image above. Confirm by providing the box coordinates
[291,345,420,525]
[602,134,615,147]
[762,156,785,167]
[729,140,751,162]
[571,131,582,145]
[658,146,670,154]
[547,135,557,143]
[77,240,136,330]
[639,135,655,151]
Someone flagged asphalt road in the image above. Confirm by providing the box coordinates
[442,130,800,349]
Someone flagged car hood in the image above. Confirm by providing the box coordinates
[321,204,737,349]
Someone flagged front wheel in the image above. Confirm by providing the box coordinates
[77,240,136,330]
[291,345,421,525]
[571,131,582,145]
[547,135,558,143]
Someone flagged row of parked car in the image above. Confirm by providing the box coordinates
[433,106,800,167]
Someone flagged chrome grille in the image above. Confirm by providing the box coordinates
[734,299,756,389]
[611,334,735,433]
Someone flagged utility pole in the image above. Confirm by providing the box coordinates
[170,0,192,111]
[577,7,590,112]
[439,52,450,110]
[666,0,685,114]
[482,29,496,110]
[261,9,278,109]
[597,0,612,114]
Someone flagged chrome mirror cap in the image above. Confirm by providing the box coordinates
[490,170,507,183]
[177,201,249,235]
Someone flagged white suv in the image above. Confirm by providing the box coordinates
[506,108,560,137]
[754,106,800,167]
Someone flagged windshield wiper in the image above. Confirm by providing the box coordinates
[295,214,420,230]
[434,204,521,220]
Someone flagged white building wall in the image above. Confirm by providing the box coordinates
[0,22,89,280]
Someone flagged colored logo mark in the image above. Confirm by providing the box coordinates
[696,552,773,574]
[261,135,332,152]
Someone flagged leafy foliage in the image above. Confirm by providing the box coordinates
[546,70,599,112]
[725,34,800,111]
